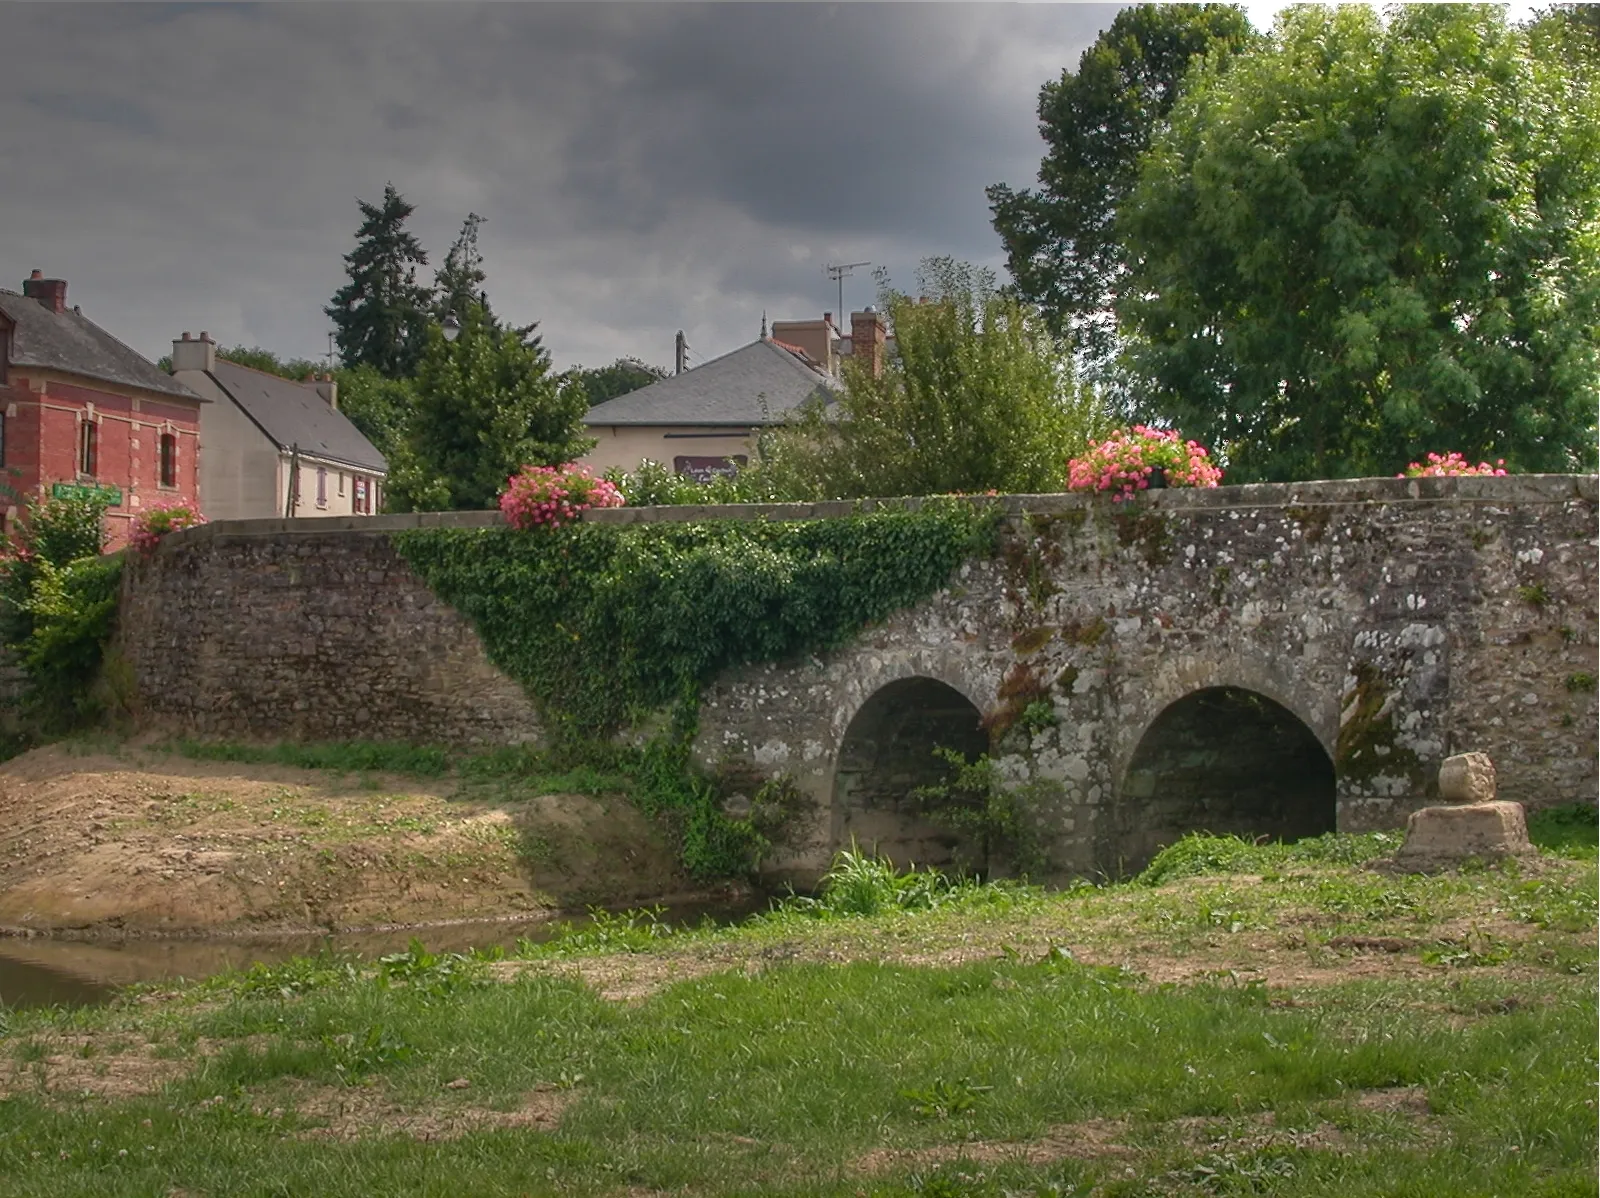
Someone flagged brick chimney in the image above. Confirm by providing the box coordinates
[169,330,216,373]
[850,307,887,379]
[22,269,67,315]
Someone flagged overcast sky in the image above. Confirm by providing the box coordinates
[1,2,1538,375]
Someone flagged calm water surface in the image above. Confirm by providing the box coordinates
[0,896,771,1010]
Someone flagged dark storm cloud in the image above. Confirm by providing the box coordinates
[0,3,1115,371]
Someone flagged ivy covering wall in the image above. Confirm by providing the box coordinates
[391,502,1000,739]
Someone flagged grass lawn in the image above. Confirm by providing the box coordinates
[0,814,1594,1197]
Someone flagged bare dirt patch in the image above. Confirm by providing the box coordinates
[0,743,695,937]
[262,1078,577,1142]
[1,1033,187,1101]
[853,1087,1441,1175]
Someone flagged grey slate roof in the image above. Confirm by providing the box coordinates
[208,359,388,473]
[583,338,840,427]
[0,289,203,402]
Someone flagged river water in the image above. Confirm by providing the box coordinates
[0,896,772,1010]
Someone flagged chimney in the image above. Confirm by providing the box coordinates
[169,329,216,373]
[850,306,887,379]
[310,372,338,410]
[22,270,67,315]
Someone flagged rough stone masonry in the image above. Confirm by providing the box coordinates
[116,475,1598,885]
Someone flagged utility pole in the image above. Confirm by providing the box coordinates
[674,330,690,375]
[323,331,336,373]
[824,261,871,324]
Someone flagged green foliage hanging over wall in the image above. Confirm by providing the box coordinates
[392,502,999,738]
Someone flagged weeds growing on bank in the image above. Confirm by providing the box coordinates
[0,826,1594,1196]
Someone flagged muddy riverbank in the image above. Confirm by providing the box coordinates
[0,742,718,941]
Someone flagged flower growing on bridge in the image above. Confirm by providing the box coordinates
[1399,453,1508,478]
[129,501,205,556]
[1066,426,1223,502]
[500,463,625,531]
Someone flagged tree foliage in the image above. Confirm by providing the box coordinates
[987,3,1255,369]
[325,183,434,379]
[434,212,491,326]
[1118,5,1600,481]
[332,364,416,465]
[566,357,670,407]
[761,258,1108,500]
[384,304,593,512]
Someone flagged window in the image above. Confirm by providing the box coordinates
[159,432,177,487]
[354,476,367,515]
[338,472,345,497]
[0,328,9,385]
[316,467,327,507]
[0,411,6,469]
[79,419,97,478]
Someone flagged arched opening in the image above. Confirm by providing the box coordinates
[1117,686,1336,874]
[833,677,988,871]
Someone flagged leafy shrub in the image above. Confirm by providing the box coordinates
[499,462,624,530]
[911,750,1045,878]
[0,493,121,732]
[775,846,1015,918]
[605,458,788,507]
[1138,830,1403,885]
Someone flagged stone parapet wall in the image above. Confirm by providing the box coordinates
[115,524,541,746]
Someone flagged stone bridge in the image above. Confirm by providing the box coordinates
[118,475,1598,883]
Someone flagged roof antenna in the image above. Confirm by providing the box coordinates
[760,311,768,340]
[824,261,871,324]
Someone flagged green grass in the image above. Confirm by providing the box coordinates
[1527,803,1598,861]
[1,836,1593,1197]
[164,736,455,778]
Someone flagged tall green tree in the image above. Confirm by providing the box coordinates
[434,212,491,326]
[761,259,1108,500]
[986,4,1255,370]
[385,305,594,511]
[1118,4,1600,481]
[332,364,416,464]
[565,357,669,407]
[325,183,433,379]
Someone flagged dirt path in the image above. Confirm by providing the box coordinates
[0,744,702,937]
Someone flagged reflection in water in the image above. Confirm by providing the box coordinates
[0,896,768,1010]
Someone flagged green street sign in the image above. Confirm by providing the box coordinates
[51,482,123,505]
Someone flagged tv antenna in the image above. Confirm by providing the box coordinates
[824,261,871,325]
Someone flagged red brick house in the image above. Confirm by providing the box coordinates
[0,271,206,550]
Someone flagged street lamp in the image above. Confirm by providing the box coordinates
[441,311,462,343]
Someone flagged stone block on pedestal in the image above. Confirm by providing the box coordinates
[1391,800,1533,872]
[1438,752,1496,804]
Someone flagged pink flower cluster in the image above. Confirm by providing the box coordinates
[1399,452,1507,478]
[129,501,205,557]
[499,462,625,531]
[1066,426,1224,502]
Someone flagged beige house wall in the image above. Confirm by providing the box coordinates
[280,457,383,518]
[582,425,758,476]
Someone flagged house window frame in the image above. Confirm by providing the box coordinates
[159,430,178,488]
[0,410,6,470]
[338,471,345,498]
[78,417,98,479]
[316,466,327,508]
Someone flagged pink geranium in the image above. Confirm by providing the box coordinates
[1399,452,1508,478]
[500,463,625,531]
[1066,426,1224,503]
[129,501,205,556]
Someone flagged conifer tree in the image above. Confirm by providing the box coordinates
[434,212,492,326]
[325,183,433,379]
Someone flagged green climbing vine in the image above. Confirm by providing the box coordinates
[391,502,1001,877]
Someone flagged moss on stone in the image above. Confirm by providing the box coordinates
[1335,663,1427,789]
[1011,626,1054,655]
[1112,510,1173,566]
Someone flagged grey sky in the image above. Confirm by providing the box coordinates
[1,2,1131,373]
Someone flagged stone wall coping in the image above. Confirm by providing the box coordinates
[155,473,1597,549]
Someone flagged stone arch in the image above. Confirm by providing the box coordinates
[831,675,989,870]
[1113,685,1337,875]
